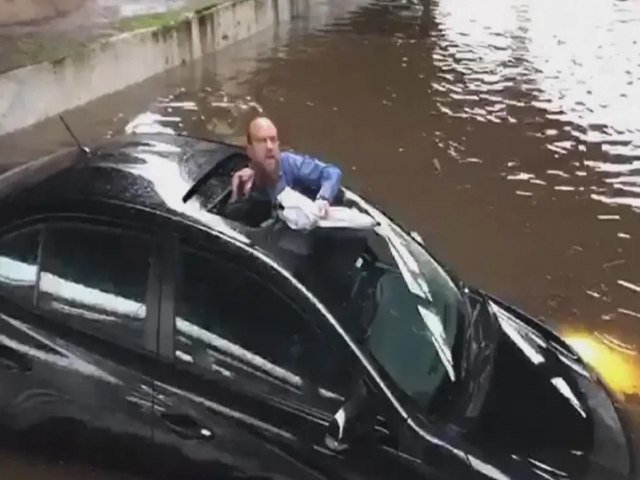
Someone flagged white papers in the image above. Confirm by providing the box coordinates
[276,187,377,231]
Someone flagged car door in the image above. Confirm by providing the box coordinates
[0,212,163,479]
[145,221,415,480]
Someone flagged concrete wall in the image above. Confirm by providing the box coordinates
[0,0,299,136]
[0,0,85,26]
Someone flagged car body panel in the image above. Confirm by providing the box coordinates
[146,217,428,480]
[0,133,633,480]
[0,204,164,478]
[468,294,632,480]
[0,287,158,478]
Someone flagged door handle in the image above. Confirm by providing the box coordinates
[0,345,32,372]
[159,412,215,441]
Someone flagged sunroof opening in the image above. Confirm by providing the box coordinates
[182,151,249,204]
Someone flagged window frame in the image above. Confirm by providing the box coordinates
[0,212,164,356]
[156,222,360,395]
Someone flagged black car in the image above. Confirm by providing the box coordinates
[0,133,633,480]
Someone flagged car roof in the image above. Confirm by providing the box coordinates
[0,133,257,236]
[0,132,403,328]
[0,133,397,288]
[1,133,451,293]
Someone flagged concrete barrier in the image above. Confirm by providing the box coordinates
[0,0,85,26]
[0,0,298,137]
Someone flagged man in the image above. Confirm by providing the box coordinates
[230,116,342,218]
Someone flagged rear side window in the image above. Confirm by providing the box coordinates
[37,224,153,347]
[173,244,356,397]
[175,246,318,376]
[0,227,41,302]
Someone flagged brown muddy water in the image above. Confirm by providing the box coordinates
[0,0,639,476]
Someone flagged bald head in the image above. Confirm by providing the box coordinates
[245,116,281,181]
[246,116,277,145]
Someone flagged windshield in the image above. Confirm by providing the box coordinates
[254,197,470,412]
[365,221,466,408]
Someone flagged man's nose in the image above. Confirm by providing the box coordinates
[266,139,275,150]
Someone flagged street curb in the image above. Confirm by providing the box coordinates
[0,0,296,137]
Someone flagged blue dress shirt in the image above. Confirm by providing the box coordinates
[266,151,343,203]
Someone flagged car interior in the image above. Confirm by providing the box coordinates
[182,150,275,228]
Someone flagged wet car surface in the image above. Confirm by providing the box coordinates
[0,133,634,479]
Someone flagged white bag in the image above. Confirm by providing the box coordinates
[276,187,377,231]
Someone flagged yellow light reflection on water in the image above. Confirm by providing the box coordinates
[562,329,640,398]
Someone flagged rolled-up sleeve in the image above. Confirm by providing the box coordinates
[283,152,343,202]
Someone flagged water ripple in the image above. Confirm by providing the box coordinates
[431,0,640,213]
[124,87,264,142]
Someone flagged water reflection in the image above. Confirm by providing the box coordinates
[125,89,264,144]
[0,256,36,287]
[432,0,640,212]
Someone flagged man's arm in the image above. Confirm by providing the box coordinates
[230,167,254,202]
[283,152,343,202]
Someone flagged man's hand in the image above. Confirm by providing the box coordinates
[230,167,255,202]
[315,198,330,218]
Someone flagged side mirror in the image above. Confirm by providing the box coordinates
[324,377,380,452]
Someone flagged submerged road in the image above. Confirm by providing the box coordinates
[0,0,639,475]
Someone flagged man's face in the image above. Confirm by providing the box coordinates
[247,120,280,177]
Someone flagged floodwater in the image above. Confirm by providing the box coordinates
[0,0,639,476]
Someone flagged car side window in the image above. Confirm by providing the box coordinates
[174,244,355,398]
[0,226,42,302]
[37,224,153,347]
